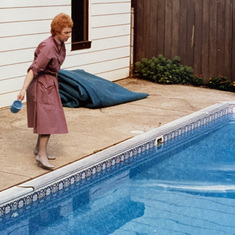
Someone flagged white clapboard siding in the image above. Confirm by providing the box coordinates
[97,67,129,80]
[64,48,130,70]
[64,37,130,66]
[79,35,130,53]
[0,62,31,81]
[64,46,130,68]
[0,0,69,8]
[91,25,130,40]
[0,33,50,52]
[92,0,129,3]
[91,3,130,15]
[0,0,131,108]
[73,57,130,75]
[0,77,24,94]
[79,64,130,81]
[0,20,51,38]
[0,48,34,67]
[92,14,130,28]
[0,6,70,23]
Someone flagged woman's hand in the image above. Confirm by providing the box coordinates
[17,89,26,101]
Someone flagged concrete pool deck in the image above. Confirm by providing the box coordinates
[0,78,235,192]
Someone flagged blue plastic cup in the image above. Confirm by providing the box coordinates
[10,100,23,113]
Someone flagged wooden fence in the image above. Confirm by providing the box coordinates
[132,0,235,82]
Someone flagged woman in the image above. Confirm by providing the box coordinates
[17,13,73,170]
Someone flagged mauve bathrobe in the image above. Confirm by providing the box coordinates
[26,36,68,134]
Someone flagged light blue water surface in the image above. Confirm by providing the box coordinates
[1,117,235,235]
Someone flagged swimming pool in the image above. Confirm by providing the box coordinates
[0,102,235,234]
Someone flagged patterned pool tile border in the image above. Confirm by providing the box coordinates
[0,102,235,219]
[164,103,235,142]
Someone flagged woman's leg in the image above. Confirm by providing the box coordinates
[38,134,50,158]
[34,135,56,160]
[36,134,54,169]
[34,135,41,155]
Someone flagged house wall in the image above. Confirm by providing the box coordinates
[0,0,131,108]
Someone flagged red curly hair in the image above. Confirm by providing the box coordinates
[50,13,73,36]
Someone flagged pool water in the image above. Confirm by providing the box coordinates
[1,118,235,235]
